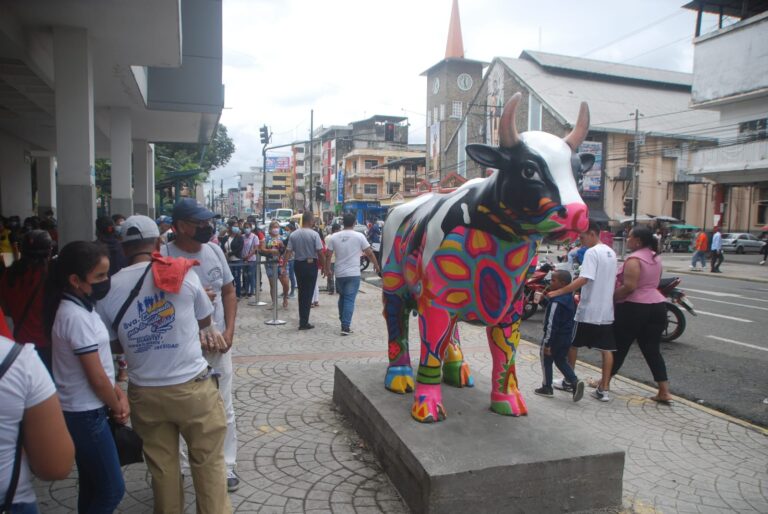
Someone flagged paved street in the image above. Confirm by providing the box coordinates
[35,280,768,513]
[519,249,768,427]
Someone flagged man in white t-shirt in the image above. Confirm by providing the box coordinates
[98,215,231,513]
[547,221,617,402]
[160,198,240,492]
[324,213,380,335]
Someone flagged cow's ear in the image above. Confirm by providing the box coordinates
[466,144,504,169]
[579,153,595,173]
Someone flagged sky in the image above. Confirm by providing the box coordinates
[211,0,724,191]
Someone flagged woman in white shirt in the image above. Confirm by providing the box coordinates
[43,241,128,513]
[1,337,74,514]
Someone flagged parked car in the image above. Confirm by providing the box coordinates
[721,233,767,254]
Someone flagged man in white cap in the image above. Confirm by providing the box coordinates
[97,215,231,513]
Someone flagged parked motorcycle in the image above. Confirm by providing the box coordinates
[522,267,696,342]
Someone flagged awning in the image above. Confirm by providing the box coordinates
[588,209,612,223]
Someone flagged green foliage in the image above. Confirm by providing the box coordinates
[155,124,235,183]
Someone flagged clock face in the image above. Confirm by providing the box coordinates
[457,73,473,91]
[432,77,440,95]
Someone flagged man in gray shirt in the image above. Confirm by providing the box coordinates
[285,212,326,329]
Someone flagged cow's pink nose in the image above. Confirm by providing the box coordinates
[555,202,589,232]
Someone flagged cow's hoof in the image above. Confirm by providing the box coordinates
[490,391,528,417]
[385,366,414,394]
[442,361,475,388]
[411,385,446,423]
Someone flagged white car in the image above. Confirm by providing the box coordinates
[721,233,766,254]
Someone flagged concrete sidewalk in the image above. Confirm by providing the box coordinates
[36,283,768,513]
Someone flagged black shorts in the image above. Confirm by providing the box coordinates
[572,322,616,351]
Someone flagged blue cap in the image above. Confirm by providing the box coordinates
[156,215,173,225]
[172,198,215,222]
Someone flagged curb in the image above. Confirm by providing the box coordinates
[666,268,768,284]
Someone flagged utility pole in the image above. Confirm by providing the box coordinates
[309,109,314,214]
[630,109,643,226]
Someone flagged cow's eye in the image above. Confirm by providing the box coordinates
[522,164,541,180]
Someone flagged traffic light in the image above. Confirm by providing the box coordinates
[315,184,325,202]
[623,199,633,216]
[384,122,395,142]
[259,125,269,144]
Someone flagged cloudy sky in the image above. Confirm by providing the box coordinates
[212,0,722,190]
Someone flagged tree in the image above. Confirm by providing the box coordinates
[155,124,236,182]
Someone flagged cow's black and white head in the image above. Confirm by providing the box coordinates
[465,93,593,238]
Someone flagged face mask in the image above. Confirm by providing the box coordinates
[193,225,214,244]
[244,228,251,235]
[231,227,241,235]
[270,228,279,236]
[87,278,111,302]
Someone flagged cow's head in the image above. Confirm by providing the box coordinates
[466,92,592,241]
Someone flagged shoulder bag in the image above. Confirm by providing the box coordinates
[1,343,24,513]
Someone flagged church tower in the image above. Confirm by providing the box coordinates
[422,0,485,183]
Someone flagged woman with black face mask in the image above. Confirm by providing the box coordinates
[42,241,128,513]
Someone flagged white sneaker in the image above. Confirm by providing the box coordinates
[761,260,766,266]
[689,266,695,271]
[591,388,610,402]
[553,378,573,391]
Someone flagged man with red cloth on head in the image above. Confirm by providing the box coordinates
[96,215,231,514]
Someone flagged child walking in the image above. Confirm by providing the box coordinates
[535,270,585,402]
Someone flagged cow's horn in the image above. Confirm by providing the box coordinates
[499,92,523,148]
[564,102,590,151]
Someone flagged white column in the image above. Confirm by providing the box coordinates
[110,108,133,216]
[147,143,156,219]
[53,27,95,245]
[0,134,34,218]
[36,156,57,216]
[132,139,149,215]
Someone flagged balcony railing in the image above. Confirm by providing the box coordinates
[690,139,768,172]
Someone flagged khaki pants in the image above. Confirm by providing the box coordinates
[128,375,231,514]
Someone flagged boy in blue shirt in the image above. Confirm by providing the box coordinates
[535,270,585,401]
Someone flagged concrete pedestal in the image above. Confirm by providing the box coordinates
[333,363,624,514]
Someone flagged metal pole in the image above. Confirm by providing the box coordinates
[632,108,641,226]
[249,256,267,306]
[309,109,314,213]
[264,260,286,325]
[261,147,267,223]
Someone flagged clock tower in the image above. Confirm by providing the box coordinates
[422,0,485,182]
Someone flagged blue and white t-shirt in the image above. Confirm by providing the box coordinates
[97,262,213,387]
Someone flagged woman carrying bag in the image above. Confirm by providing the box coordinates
[44,242,128,513]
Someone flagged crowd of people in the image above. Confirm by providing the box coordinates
[0,200,384,513]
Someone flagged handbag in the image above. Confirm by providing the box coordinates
[109,419,144,466]
[1,343,24,514]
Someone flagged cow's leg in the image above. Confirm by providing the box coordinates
[486,310,528,416]
[411,306,454,423]
[383,291,414,394]
[442,324,475,388]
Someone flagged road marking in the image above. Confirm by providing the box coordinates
[685,288,768,303]
[707,335,768,352]
[696,310,753,322]
[687,296,768,311]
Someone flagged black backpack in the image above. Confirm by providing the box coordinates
[229,235,244,257]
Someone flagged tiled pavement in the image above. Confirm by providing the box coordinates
[36,282,768,513]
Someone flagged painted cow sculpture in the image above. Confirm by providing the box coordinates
[381,92,593,423]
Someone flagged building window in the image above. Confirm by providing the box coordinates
[528,95,542,131]
[388,183,400,195]
[364,184,378,195]
[739,118,767,142]
[457,119,467,177]
[439,104,445,121]
[451,101,462,119]
[364,159,378,170]
[296,160,304,166]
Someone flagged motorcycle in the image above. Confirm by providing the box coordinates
[658,276,697,342]
[522,268,696,343]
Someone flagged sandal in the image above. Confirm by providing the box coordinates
[650,396,673,405]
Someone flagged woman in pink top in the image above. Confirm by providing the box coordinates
[612,226,672,403]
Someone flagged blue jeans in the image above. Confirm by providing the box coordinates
[335,276,361,329]
[64,407,125,513]
[691,250,707,268]
[230,262,242,297]
[540,336,578,387]
[11,503,39,514]
[287,260,296,291]
[242,261,256,295]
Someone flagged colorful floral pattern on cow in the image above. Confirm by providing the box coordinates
[381,92,593,423]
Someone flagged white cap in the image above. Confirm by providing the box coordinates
[121,215,160,242]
